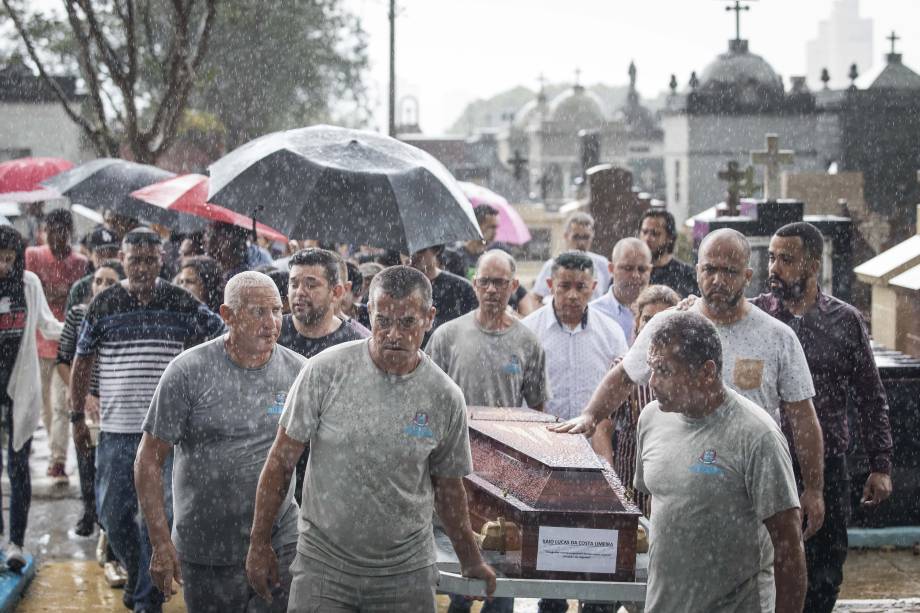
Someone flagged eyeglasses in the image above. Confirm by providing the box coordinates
[474,277,512,289]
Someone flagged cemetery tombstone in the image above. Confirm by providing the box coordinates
[586,164,648,259]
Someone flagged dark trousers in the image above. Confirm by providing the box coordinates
[803,474,850,613]
[0,405,31,546]
[539,600,615,612]
[76,444,96,522]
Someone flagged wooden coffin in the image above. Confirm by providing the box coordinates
[464,407,640,581]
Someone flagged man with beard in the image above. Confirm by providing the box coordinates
[551,229,825,612]
[591,238,653,345]
[750,222,892,613]
[277,248,365,504]
[639,210,698,298]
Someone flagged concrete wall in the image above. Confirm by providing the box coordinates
[0,102,93,163]
[664,113,824,221]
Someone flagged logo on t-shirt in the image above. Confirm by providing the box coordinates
[503,355,522,375]
[689,448,722,475]
[404,412,434,438]
[267,392,287,415]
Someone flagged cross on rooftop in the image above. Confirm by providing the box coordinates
[507,149,529,182]
[750,134,795,200]
[888,30,900,55]
[723,0,756,41]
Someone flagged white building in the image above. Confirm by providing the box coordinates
[0,58,92,163]
[806,0,874,90]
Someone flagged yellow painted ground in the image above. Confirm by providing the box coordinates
[14,561,510,612]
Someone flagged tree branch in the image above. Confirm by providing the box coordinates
[61,0,117,151]
[1,0,116,155]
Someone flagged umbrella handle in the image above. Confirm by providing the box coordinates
[251,204,265,243]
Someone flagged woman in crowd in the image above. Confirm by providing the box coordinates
[173,255,224,313]
[0,226,63,571]
[610,284,679,516]
[57,260,124,536]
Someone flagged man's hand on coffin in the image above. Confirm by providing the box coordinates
[547,412,599,436]
[462,560,497,600]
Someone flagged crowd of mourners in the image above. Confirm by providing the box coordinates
[0,200,894,613]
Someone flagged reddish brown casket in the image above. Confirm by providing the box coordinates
[464,407,640,582]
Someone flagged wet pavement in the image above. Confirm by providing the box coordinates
[5,427,920,612]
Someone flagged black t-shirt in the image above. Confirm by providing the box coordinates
[430,271,478,332]
[440,246,480,280]
[650,257,699,298]
[0,277,27,402]
[277,314,364,359]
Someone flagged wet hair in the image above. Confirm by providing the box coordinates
[264,268,289,299]
[0,226,26,282]
[477,249,516,276]
[640,209,677,254]
[774,222,824,263]
[346,262,363,295]
[95,259,125,279]
[551,250,595,277]
[368,265,432,310]
[181,255,225,313]
[44,208,74,232]
[288,248,341,285]
[474,204,499,224]
[122,227,162,247]
[634,284,680,316]
[564,211,595,232]
[224,270,280,312]
[611,237,652,265]
[650,311,723,374]
[376,250,402,267]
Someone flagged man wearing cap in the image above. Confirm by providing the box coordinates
[65,227,121,312]
[71,228,224,613]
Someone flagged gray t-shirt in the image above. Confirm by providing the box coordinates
[623,302,815,422]
[280,339,473,576]
[635,389,800,613]
[143,337,306,565]
[426,311,549,409]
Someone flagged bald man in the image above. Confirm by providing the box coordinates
[552,229,824,612]
[591,238,652,344]
[136,272,307,612]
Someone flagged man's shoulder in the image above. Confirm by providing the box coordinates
[725,389,785,439]
[154,280,204,311]
[272,343,309,370]
[587,251,610,265]
[307,338,367,368]
[521,304,550,330]
[744,302,796,336]
[85,282,131,318]
[431,310,475,338]
[166,336,224,372]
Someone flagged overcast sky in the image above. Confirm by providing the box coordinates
[344,0,920,134]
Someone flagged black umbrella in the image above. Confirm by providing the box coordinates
[41,158,182,227]
[206,125,482,254]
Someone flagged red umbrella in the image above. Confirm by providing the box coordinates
[131,174,288,242]
[0,157,74,202]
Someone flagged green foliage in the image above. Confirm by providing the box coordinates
[189,0,370,148]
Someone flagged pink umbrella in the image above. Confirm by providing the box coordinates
[131,174,288,242]
[458,181,531,245]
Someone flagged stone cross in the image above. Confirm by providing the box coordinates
[888,30,900,55]
[717,160,745,216]
[724,1,754,41]
[751,134,794,200]
[507,149,529,182]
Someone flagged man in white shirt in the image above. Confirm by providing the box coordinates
[522,251,627,421]
[529,212,611,304]
[591,237,652,345]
